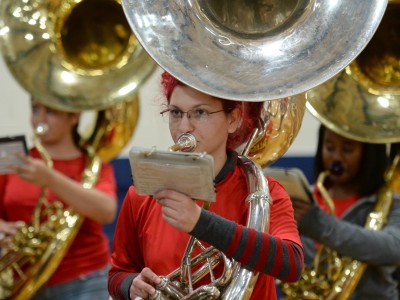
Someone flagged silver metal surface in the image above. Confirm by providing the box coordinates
[0,0,156,112]
[121,0,387,101]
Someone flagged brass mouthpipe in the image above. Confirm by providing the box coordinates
[317,162,343,216]
[169,133,197,152]
[316,170,335,216]
[31,122,53,232]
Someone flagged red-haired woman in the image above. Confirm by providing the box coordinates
[108,72,304,300]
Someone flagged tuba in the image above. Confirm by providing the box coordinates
[0,0,156,298]
[151,132,271,300]
[0,125,102,300]
[121,0,387,101]
[282,1,400,298]
[306,0,400,144]
[281,162,396,300]
[120,0,389,299]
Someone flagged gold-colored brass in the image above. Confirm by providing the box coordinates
[389,154,400,194]
[306,0,400,144]
[168,133,197,152]
[0,0,156,112]
[282,2,400,298]
[0,134,101,300]
[0,0,153,298]
[281,159,397,300]
[245,95,306,167]
[82,94,140,162]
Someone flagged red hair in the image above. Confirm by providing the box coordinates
[160,71,263,150]
[161,71,180,102]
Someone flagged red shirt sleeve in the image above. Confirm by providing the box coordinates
[108,187,144,298]
[96,162,117,198]
[0,175,8,219]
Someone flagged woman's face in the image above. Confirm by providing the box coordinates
[168,85,240,159]
[31,100,79,145]
[322,128,363,185]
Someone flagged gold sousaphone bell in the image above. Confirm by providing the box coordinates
[0,0,156,112]
[0,1,156,298]
[306,0,400,144]
[0,0,157,160]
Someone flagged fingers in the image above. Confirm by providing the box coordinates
[9,163,33,180]
[14,152,30,163]
[154,189,201,232]
[9,156,51,186]
[0,220,22,235]
[9,153,32,175]
[130,268,161,299]
[0,219,23,248]
[291,198,312,222]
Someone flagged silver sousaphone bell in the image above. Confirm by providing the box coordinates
[121,0,388,101]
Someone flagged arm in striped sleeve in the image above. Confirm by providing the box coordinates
[190,209,304,282]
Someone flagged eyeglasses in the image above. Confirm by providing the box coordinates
[160,108,227,124]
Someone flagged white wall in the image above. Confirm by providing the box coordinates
[0,58,320,159]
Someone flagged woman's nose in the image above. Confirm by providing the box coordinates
[32,109,48,126]
[177,115,194,132]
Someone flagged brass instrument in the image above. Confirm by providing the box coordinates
[119,0,389,298]
[282,1,400,298]
[281,159,396,300]
[241,96,306,167]
[0,0,156,111]
[150,132,271,300]
[150,97,306,299]
[0,0,156,298]
[0,124,101,300]
[306,0,400,144]
[168,133,197,152]
[121,0,387,101]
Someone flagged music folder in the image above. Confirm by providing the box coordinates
[0,135,28,174]
[129,147,216,202]
[263,167,315,204]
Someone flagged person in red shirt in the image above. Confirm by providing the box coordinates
[0,98,117,300]
[291,125,400,299]
[108,72,304,300]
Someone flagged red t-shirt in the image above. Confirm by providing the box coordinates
[109,161,301,300]
[0,148,117,285]
[313,186,359,218]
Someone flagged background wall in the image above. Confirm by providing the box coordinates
[0,58,321,161]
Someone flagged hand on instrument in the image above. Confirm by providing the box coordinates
[130,267,161,299]
[291,198,313,222]
[154,189,201,233]
[9,153,53,187]
[0,218,23,248]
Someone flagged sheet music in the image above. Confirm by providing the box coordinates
[0,135,28,174]
[129,147,216,202]
[264,167,314,204]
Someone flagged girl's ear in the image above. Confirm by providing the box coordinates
[70,113,81,126]
[228,107,242,134]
